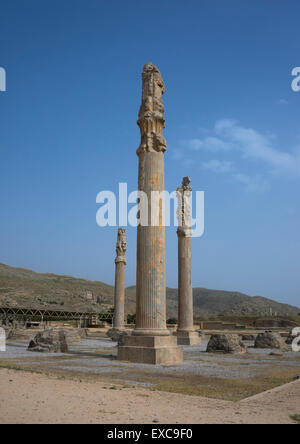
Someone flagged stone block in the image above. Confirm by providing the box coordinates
[177,330,202,346]
[118,335,183,365]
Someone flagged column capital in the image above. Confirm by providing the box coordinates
[177,226,193,238]
[137,63,167,155]
[177,177,192,229]
[115,228,127,263]
[115,256,127,265]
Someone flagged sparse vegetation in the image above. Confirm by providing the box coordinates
[167,318,178,325]
[127,313,136,324]
[1,352,299,402]
[0,263,299,319]
[0,263,135,313]
[290,414,300,424]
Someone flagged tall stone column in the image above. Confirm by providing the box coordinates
[113,228,127,330]
[118,63,183,364]
[176,177,201,346]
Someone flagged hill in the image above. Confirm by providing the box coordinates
[0,263,136,313]
[0,263,299,319]
[165,287,299,319]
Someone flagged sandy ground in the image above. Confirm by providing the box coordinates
[0,368,299,424]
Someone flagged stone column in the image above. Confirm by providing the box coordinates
[176,177,201,346]
[113,229,127,330]
[118,63,182,364]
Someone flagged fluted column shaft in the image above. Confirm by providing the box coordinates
[114,258,126,329]
[177,229,194,332]
[113,228,127,330]
[118,62,183,364]
[134,151,169,336]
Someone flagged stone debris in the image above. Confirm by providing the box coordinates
[206,334,248,354]
[6,328,29,340]
[106,328,131,345]
[27,328,83,353]
[28,329,68,353]
[269,351,283,357]
[254,331,287,350]
[241,334,257,341]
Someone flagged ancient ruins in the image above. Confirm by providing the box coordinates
[113,228,127,331]
[118,63,183,364]
[176,177,202,346]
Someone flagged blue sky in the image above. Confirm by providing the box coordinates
[0,0,299,307]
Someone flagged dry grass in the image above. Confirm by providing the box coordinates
[290,414,300,424]
[138,367,299,401]
[1,356,299,402]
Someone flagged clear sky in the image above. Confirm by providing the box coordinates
[0,0,299,307]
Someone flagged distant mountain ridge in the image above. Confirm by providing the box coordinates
[0,263,299,318]
[165,287,299,318]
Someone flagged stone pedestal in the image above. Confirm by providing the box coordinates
[177,330,201,346]
[118,335,183,365]
[118,62,182,365]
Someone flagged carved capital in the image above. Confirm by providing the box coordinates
[115,256,127,265]
[115,228,127,263]
[137,63,167,155]
[177,226,193,238]
[177,177,192,228]
[182,176,192,192]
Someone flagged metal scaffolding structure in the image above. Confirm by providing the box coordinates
[0,306,113,326]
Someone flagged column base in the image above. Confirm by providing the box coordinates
[132,328,170,337]
[177,331,202,346]
[118,335,183,365]
[109,327,125,332]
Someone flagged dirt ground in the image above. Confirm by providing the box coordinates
[2,337,300,401]
[0,368,299,424]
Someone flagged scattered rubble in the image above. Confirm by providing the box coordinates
[255,332,287,350]
[28,329,68,353]
[206,334,248,354]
